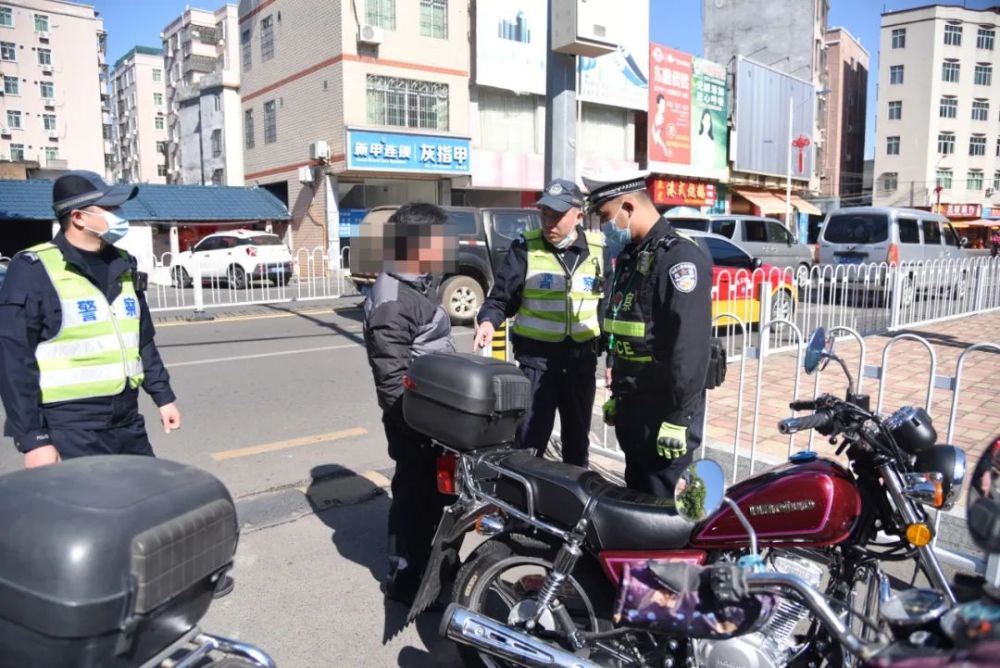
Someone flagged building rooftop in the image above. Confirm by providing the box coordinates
[882,3,1000,18]
[0,181,290,222]
[113,45,166,70]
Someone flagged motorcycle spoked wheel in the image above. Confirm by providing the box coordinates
[451,534,642,668]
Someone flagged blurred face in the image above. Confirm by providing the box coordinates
[540,205,581,244]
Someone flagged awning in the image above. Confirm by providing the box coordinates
[779,194,823,216]
[734,189,787,216]
[952,219,1000,228]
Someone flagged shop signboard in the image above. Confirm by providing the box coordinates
[649,176,717,208]
[476,0,546,95]
[942,203,982,218]
[346,129,472,175]
[339,208,367,238]
[577,0,648,110]
[647,43,729,182]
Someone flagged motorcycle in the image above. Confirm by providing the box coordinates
[0,456,274,668]
[443,436,1000,667]
[404,328,968,667]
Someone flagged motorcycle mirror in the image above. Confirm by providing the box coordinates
[675,459,726,522]
[804,328,827,375]
[967,436,1000,554]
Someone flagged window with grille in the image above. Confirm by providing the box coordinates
[366,0,396,30]
[260,15,274,62]
[0,41,15,61]
[43,147,57,161]
[942,60,960,83]
[478,88,537,153]
[892,28,906,49]
[157,164,167,177]
[34,14,48,32]
[975,63,992,85]
[5,109,20,128]
[978,27,995,50]
[994,171,1000,191]
[241,28,251,71]
[420,0,447,38]
[211,129,222,157]
[155,116,164,130]
[153,68,162,82]
[969,170,984,190]
[0,7,12,27]
[244,108,254,149]
[153,92,163,106]
[366,75,449,130]
[40,81,53,98]
[937,169,953,189]
[888,100,902,120]
[944,23,962,46]
[938,132,955,155]
[10,143,24,160]
[2,76,16,95]
[890,65,904,84]
[972,99,989,121]
[37,48,51,66]
[882,173,898,192]
[886,136,900,155]
[970,135,987,156]
[264,99,277,143]
[581,103,630,161]
[155,141,166,153]
[43,114,55,131]
[940,96,958,118]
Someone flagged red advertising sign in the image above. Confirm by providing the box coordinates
[650,176,717,207]
[942,203,982,218]
[649,46,693,165]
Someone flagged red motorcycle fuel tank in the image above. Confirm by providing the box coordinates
[690,454,862,550]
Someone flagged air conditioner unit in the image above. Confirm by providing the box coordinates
[43,98,56,107]
[297,165,314,184]
[37,31,50,40]
[0,125,8,134]
[48,131,58,140]
[41,65,53,75]
[359,24,384,45]
[309,140,330,161]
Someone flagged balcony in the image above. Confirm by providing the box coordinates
[183,54,218,75]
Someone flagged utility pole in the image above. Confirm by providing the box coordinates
[909,180,915,207]
[786,95,793,230]
[544,0,576,183]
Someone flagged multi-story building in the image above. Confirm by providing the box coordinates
[110,46,167,183]
[874,4,1000,217]
[0,0,107,173]
[161,4,243,186]
[824,27,869,203]
[703,0,830,194]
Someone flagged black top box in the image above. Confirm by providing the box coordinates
[403,353,530,450]
[0,456,237,667]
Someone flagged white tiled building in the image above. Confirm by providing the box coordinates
[110,46,167,184]
[874,4,1000,212]
[0,0,106,173]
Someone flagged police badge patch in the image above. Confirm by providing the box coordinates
[669,262,698,293]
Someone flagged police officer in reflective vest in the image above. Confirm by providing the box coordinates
[0,171,180,469]
[474,179,604,467]
[583,172,712,497]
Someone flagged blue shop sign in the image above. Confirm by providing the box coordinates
[346,129,471,175]
[340,208,367,238]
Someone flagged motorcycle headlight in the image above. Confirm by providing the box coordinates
[886,406,938,455]
[914,446,967,510]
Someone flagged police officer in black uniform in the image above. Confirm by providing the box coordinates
[583,172,713,498]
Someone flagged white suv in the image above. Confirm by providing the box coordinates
[170,230,294,289]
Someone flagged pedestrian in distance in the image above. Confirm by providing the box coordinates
[474,179,606,468]
[991,229,1000,258]
[585,170,713,499]
[362,202,457,606]
[0,171,181,469]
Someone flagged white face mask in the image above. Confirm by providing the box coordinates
[551,229,577,250]
[81,210,130,244]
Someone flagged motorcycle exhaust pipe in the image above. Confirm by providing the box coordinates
[441,604,600,668]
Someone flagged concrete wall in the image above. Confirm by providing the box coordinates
[0,0,105,172]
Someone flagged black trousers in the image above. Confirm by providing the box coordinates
[382,403,450,594]
[515,354,597,468]
[614,392,705,500]
[49,415,154,459]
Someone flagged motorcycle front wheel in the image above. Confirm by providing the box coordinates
[451,533,631,668]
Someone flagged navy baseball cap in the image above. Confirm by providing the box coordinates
[52,171,138,217]
[534,179,585,213]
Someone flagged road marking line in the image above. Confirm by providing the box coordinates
[211,427,369,461]
[155,308,341,327]
[362,470,393,488]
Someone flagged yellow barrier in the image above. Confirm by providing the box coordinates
[491,321,508,361]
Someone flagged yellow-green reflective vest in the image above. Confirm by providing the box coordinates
[512,229,604,343]
[30,242,144,404]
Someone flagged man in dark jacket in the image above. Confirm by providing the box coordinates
[363,203,456,606]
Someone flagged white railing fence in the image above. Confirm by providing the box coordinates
[147,245,357,314]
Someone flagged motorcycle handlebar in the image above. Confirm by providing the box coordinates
[777,411,832,435]
[788,399,817,411]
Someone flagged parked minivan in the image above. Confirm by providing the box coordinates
[817,207,968,267]
[349,206,541,324]
[668,213,813,274]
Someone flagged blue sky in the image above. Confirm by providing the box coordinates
[96,0,995,158]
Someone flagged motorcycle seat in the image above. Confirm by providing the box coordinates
[493,452,694,551]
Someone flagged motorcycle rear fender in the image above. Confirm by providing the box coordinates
[406,499,488,624]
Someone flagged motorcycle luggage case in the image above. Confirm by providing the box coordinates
[403,353,530,450]
[0,456,237,668]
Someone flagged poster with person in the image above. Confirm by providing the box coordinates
[691,57,728,174]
